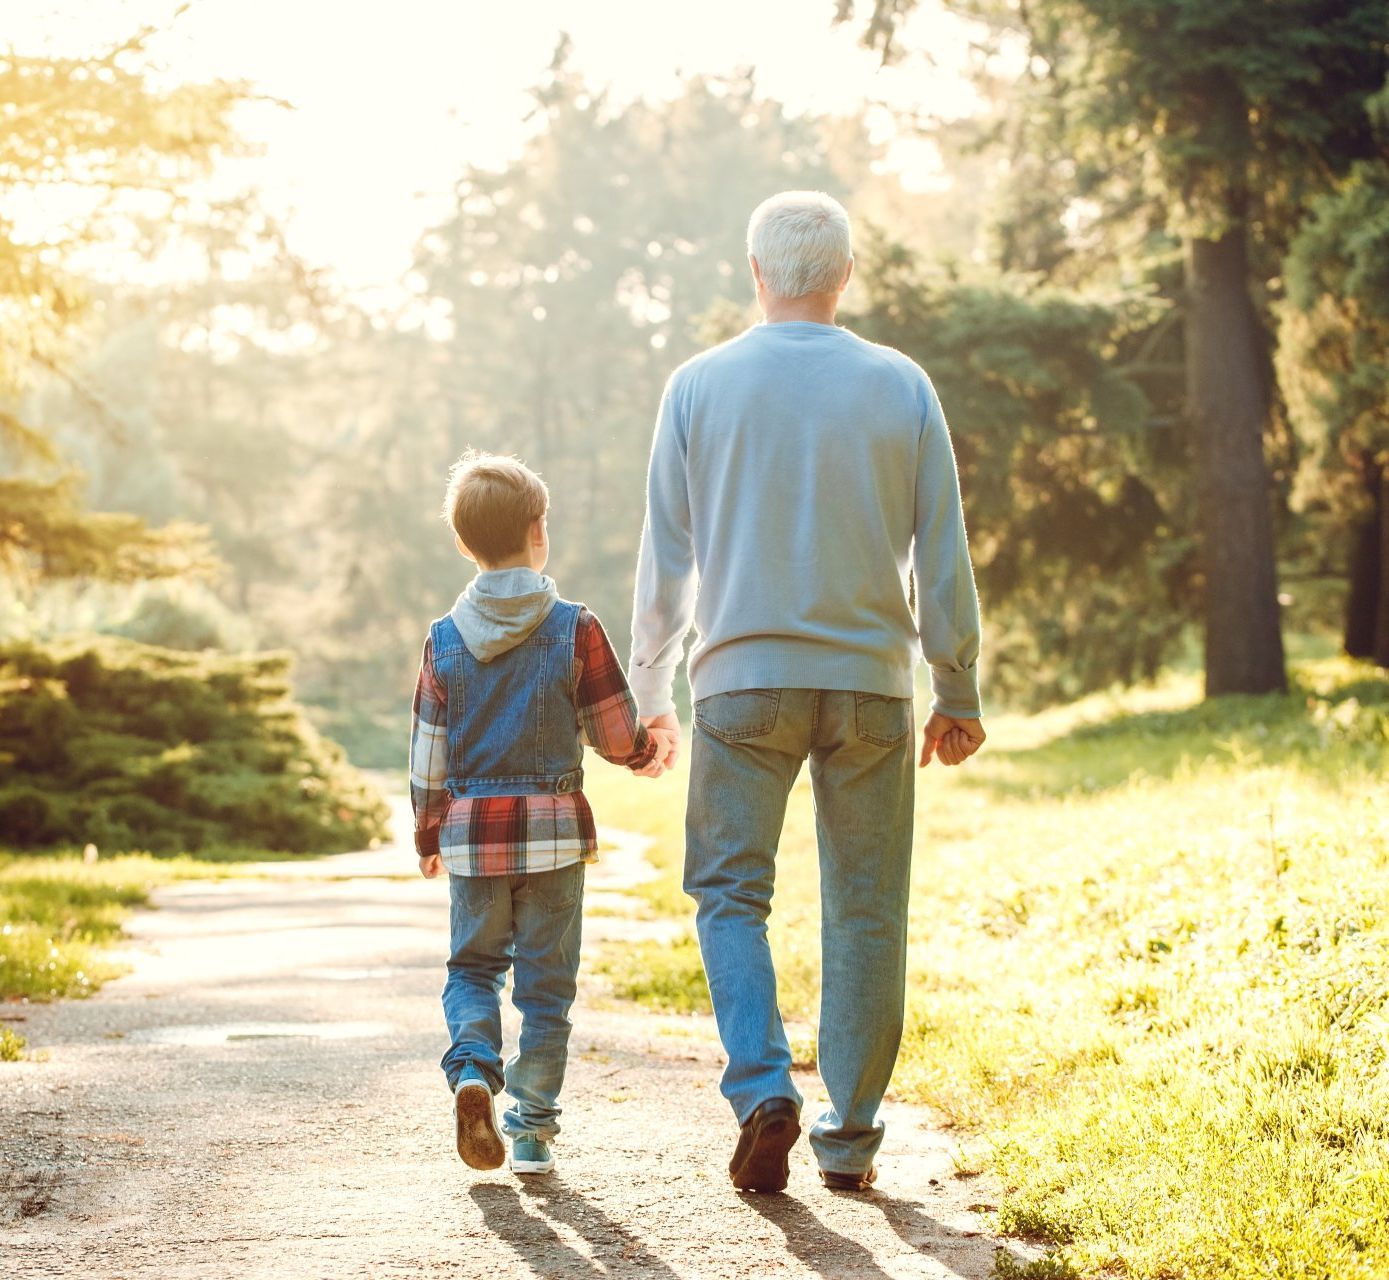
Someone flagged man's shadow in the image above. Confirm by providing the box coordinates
[868,1190,1037,1275]
[743,1187,1038,1280]
[741,1193,899,1280]
[469,1179,682,1277]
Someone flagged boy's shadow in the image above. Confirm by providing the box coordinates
[469,1179,681,1277]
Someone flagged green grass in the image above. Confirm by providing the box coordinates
[583,657,1389,1279]
[0,850,270,1002]
[597,932,711,1013]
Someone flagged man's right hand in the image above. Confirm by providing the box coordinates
[920,712,985,768]
[641,711,682,769]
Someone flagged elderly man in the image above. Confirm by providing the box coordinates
[629,190,984,1194]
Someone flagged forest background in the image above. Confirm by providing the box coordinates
[6,0,1386,777]
[4,5,1389,1276]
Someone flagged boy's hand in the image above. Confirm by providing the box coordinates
[641,712,682,769]
[632,726,677,777]
[418,853,443,879]
[920,713,986,768]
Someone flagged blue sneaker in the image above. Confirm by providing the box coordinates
[453,1065,504,1170]
[509,1134,555,1175]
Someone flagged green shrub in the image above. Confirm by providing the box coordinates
[0,787,58,844]
[0,637,389,854]
[105,583,253,652]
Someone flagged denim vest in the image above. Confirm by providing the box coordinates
[429,598,584,798]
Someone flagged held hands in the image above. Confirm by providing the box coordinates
[418,853,443,879]
[631,722,680,777]
[638,708,683,766]
[919,712,986,768]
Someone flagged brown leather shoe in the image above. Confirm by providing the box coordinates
[820,1164,878,1192]
[729,1098,801,1192]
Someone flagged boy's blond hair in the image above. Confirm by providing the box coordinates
[443,451,549,565]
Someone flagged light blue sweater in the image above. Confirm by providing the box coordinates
[629,320,982,720]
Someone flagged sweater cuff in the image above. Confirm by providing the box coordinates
[415,827,441,859]
[928,664,981,719]
[628,662,678,720]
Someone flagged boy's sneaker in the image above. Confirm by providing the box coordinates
[453,1067,504,1170]
[509,1135,555,1175]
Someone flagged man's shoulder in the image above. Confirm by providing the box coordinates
[837,328,931,382]
[665,328,759,387]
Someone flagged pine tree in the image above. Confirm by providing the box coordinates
[842,0,1388,695]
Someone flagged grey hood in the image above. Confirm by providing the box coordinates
[449,567,560,663]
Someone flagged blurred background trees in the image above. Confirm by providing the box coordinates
[0,23,388,849]
[3,2,1386,795]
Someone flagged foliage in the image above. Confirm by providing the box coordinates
[850,236,1191,702]
[67,54,878,716]
[0,636,389,854]
[0,1027,26,1061]
[0,22,245,587]
[844,0,1386,234]
[103,581,256,652]
[0,474,216,586]
[1276,83,1389,663]
[589,657,1389,1279]
[1280,157,1389,501]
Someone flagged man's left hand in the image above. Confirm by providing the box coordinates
[920,712,986,767]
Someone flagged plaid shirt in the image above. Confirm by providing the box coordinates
[410,607,656,876]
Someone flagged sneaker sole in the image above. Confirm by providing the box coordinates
[509,1156,555,1175]
[730,1111,801,1193]
[454,1082,505,1170]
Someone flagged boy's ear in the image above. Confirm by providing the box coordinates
[455,533,478,563]
[529,517,547,546]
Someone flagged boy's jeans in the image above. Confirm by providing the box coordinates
[685,688,915,1175]
[440,862,584,1141]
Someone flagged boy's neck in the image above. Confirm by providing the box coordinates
[477,555,543,573]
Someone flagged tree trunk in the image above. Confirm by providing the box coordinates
[1374,465,1389,668]
[1184,228,1287,695]
[1343,459,1382,660]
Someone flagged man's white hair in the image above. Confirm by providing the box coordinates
[746,190,853,299]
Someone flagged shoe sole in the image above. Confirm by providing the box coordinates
[730,1110,801,1193]
[454,1082,505,1170]
[821,1168,878,1193]
[509,1157,555,1175]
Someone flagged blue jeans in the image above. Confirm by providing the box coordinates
[685,688,915,1174]
[440,862,585,1141]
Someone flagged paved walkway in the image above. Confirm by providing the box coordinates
[3,810,1034,1278]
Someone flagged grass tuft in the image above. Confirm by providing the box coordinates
[596,933,711,1014]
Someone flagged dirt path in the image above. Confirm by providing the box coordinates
[3,804,1036,1279]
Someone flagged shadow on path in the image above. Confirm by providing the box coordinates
[471,1179,683,1277]
[867,1190,1036,1274]
[742,1192,898,1279]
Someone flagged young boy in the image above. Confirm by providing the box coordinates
[409,451,668,1176]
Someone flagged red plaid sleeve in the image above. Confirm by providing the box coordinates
[574,609,657,769]
[409,634,451,858]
